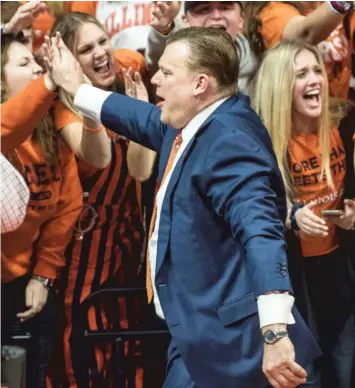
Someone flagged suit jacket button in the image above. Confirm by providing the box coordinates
[280,270,287,276]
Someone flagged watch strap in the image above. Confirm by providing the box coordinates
[263,329,289,344]
[32,275,54,290]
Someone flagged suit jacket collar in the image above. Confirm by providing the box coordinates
[156,93,244,275]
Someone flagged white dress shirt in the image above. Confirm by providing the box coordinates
[1,153,29,234]
[74,84,295,328]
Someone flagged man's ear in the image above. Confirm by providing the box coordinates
[182,14,190,27]
[239,12,245,31]
[193,73,210,96]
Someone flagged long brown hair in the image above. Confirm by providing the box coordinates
[1,34,57,166]
[243,2,304,61]
[50,12,125,118]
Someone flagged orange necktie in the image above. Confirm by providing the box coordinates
[146,132,183,303]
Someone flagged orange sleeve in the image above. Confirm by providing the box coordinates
[32,11,55,53]
[1,77,56,154]
[33,140,83,279]
[54,101,82,131]
[69,1,98,16]
[114,49,146,82]
[259,2,301,49]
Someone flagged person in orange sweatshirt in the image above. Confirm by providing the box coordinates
[1,33,83,388]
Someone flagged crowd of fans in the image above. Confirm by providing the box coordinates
[1,1,355,388]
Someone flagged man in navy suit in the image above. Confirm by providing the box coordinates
[47,27,321,388]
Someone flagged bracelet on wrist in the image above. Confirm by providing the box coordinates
[328,1,353,14]
[290,202,304,231]
[83,124,105,133]
[32,275,54,290]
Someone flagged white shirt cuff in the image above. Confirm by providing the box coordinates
[257,293,295,328]
[73,84,112,123]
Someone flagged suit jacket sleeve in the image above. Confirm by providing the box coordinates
[201,123,292,296]
[74,84,168,153]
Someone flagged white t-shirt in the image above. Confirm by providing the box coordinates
[96,0,154,52]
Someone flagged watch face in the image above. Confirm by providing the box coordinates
[264,330,276,344]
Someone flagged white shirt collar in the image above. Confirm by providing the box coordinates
[181,97,229,145]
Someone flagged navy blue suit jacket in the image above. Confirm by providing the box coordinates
[99,93,321,387]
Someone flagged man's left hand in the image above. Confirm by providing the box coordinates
[42,32,84,96]
[262,332,307,387]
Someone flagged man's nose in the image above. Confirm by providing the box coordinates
[151,70,160,87]
[210,8,223,19]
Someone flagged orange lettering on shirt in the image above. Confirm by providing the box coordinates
[288,129,346,257]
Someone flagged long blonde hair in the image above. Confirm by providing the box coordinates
[252,41,335,205]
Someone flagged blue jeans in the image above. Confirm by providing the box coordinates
[1,275,55,388]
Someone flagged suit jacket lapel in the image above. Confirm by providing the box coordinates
[156,136,196,275]
[155,94,242,274]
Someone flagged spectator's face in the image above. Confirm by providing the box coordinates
[184,2,244,39]
[292,49,325,121]
[151,41,201,129]
[3,41,43,99]
[75,23,115,90]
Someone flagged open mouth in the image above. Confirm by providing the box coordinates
[156,95,165,108]
[209,24,227,31]
[303,89,320,104]
[93,59,111,74]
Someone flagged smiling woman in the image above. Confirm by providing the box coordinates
[46,12,146,388]
[74,22,116,89]
[253,40,355,387]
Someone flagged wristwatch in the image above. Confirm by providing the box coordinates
[263,329,289,345]
[32,275,54,290]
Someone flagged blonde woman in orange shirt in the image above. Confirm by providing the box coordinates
[253,40,355,388]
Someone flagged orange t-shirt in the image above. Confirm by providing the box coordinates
[259,2,352,99]
[1,138,83,282]
[288,129,346,257]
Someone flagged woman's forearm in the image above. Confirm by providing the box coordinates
[81,117,112,169]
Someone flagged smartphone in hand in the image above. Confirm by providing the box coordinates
[320,210,344,217]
